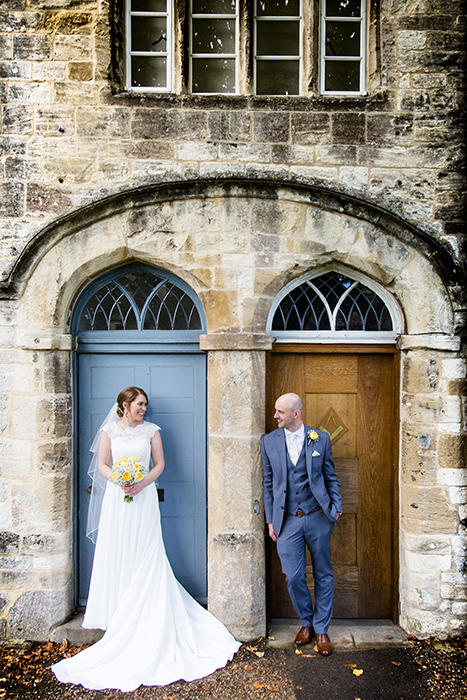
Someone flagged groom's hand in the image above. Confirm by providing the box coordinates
[268,524,277,542]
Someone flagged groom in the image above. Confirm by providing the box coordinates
[261,393,342,655]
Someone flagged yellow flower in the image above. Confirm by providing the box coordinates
[307,429,319,444]
[135,471,142,481]
[122,471,132,482]
[121,459,129,465]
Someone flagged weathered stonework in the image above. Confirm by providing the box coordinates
[0,0,465,643]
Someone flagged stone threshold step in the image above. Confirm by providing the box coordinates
[267,619,410,650]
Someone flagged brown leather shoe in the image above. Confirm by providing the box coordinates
[315,633,332,656]
[295,626,312,646]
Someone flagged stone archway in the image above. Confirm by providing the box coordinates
[2,178,464,641]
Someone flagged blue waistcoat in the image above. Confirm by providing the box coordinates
[284,443,320,514]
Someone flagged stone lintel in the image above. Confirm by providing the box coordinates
[200,333,273,351]
[397,334,461,352]
[19,332,74,351]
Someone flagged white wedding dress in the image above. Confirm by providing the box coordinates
[52,421,240,692]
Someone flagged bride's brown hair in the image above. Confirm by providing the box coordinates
[116,386,149,417]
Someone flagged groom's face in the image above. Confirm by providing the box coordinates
[274,398,300,431]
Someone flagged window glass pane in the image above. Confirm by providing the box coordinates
[192,58,235,92]
[132,0,167,11]
[192,19,235,54]
[193,0,236,13]
[131,56,167,88]
[257,20,299,56]
[325,0,361,17]
[257,0,300,16]
[131,17,167,52]
[325,20,360,56]
[324,59,360,91]
[256,59,299,95]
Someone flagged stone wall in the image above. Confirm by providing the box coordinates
[0,0,465,642]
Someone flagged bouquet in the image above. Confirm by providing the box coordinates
[111,456,147,502]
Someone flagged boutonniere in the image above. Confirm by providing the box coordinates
[307,429,319,445]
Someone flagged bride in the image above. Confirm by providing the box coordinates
[52,386,240,692]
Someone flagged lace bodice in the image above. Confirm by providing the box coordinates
[102,421,160,469]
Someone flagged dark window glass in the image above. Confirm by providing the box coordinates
[325,0,361,17]
[256,59,299,95]
[324,60,360,91]
[257,0,300,16]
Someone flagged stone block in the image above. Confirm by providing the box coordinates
[8,82,51,105]
[339,166,368,190]
[0,532,19,554]
[36,395,71,440]
[0,593,7,613]
[0,182,24,217]
[12,475,71,531]
[401,486,459,534]
[438,469,467,487]
[97,159,131,183]
[253,112,289,143]
[26,183,73,217]
[8,585,73,641]
[0,60,31,80]
[23,533,63,553]
[0,35,11,60]
[452,601,467,616]
[43,12,92,35]
[438,433,466,470]
[53,35,92,61]
[35,440,71,475]
[5,155,41,181]
[0,619,5,643]
[315,145,357,165]
[218,142,271,163]
[175,141,218,161]
[291,113,330,145]
[208,532,265,640]
[32,61,67,81]
[53,81,107,105]
[0,555,30,570]
[13,34,52,61]
[33,552,68,571]
[332,113,365,145]
[400,570,440,610]
[207,111,251,142]
[405,551,451,574]
[68,61,93,81]
[76,107,130,138]
[198,290,240,333]
[131,160,183,184]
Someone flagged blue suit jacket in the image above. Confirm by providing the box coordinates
[261,425,342,537]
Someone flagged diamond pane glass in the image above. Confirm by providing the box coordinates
[78,268,202,332]
[79,284,138,331]
[271,272,393,333]
[272,283,330,330]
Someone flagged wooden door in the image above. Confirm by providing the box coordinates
[77,352,207,605]
[266,346,398,619]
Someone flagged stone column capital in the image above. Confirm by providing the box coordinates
[199,333,273,351]
[397,334,461,352]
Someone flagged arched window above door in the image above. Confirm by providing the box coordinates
[267,267,402,343]
[72,264,206,347]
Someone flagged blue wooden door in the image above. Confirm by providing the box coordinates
[77,352,207,605]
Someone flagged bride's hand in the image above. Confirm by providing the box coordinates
[122,481,145,498]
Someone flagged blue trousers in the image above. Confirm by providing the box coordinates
[276,508,335,633]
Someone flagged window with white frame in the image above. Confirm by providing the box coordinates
[320,0,366,95]
[126,0,172,91]
[190,0,238,94]
[124,0,367,96]
[255,0,302,96]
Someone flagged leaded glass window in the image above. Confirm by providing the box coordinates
[320,0,366,95]
[78,268,202,332]
[270,271,398,341]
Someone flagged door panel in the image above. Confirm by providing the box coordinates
[77,353,207,605]
[266,348,397,619]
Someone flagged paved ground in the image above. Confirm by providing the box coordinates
[2,619,465,699]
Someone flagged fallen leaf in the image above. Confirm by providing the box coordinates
[267,682,281,691]
[296,686,303,690]
[353,669,364,676]
[244,664,253,671]
[392,661,401,666]
[247,646,258,652]
[345,663,357,668]
[301,654,314,658]
[313,645,319,653]
[253,681,265,689]
[255,651,265,658]
[201,685,209,690]
[295,649,303,655]
[268,636,276,640]
[232,664,238,669]
[385,635,394,640]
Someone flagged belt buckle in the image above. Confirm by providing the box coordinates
[296,509,306,517]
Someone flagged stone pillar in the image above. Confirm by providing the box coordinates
[200,333,272,641]
[3,332,75,641]
[397,333,466,638]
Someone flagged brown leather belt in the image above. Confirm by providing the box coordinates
[285,506,322,517]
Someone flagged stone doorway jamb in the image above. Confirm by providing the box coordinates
[199,332,273,641]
